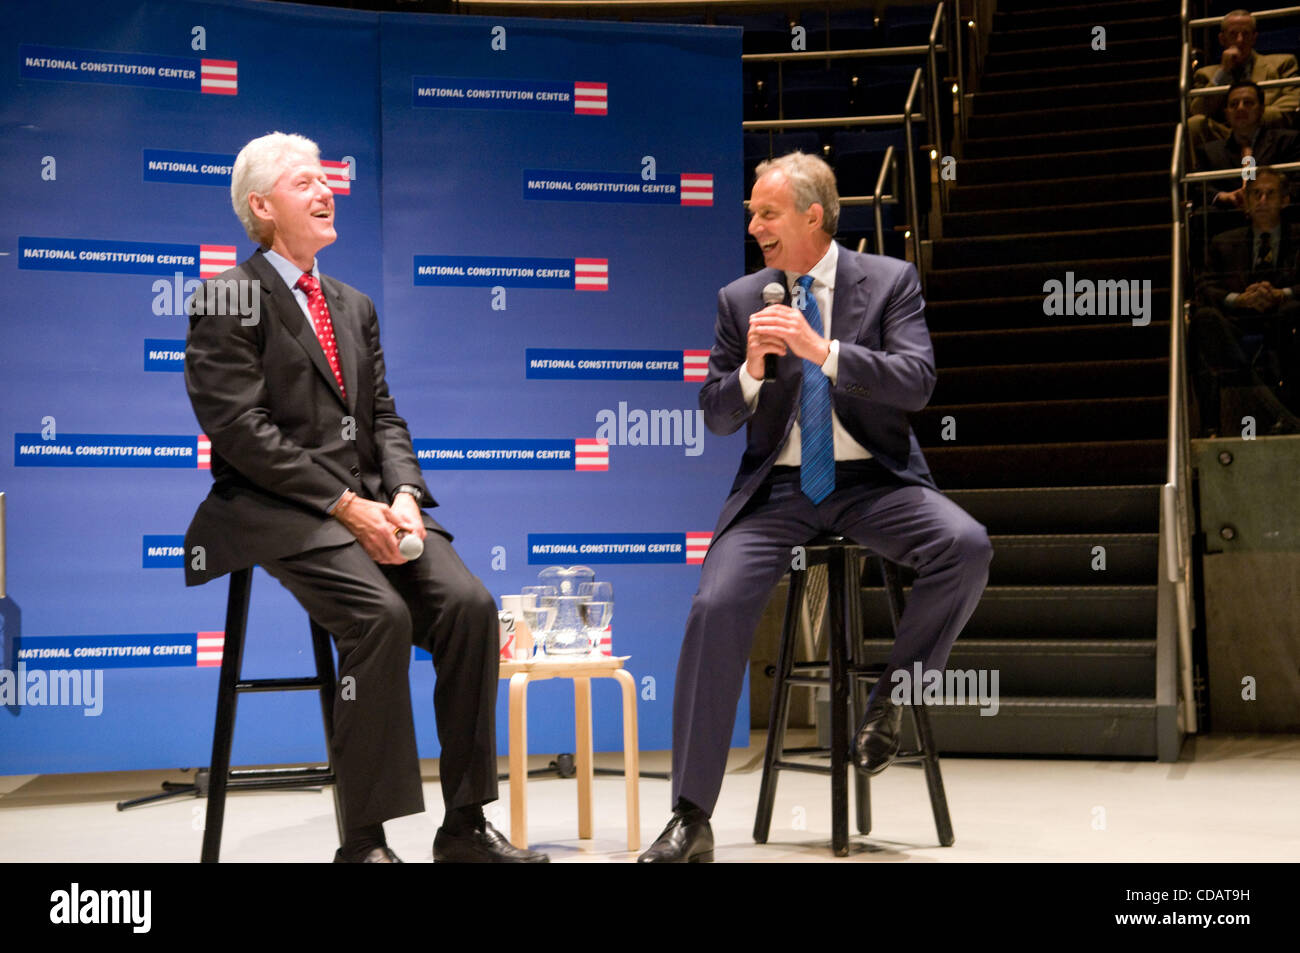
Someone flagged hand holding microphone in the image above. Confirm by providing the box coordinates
[760,282,785,380]
[334,490,425,565]
[395,528,424,560]
[746,281,790,381]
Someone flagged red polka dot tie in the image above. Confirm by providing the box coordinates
[296,272,347,398]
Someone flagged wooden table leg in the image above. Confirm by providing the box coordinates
[574,676,593,839]
[508,672,530,849]
[613,668,640,851]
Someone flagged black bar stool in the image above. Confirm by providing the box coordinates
[753,534,954,856]
[200,567,343,862]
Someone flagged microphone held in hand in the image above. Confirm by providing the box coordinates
[761,282,785,381]
[396,529,424,561]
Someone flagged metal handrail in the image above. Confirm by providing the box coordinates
[742,2,945,152]
[1178,23,1190,134]
[903,67,922,271]
[458,0,886,9]
[873,144,896,255]
[1187,75,1300,99]
[954,0,965,139]
[927,1,945,156]
[1182,158,1300,183]
[743,46,936,62]
[743,112,923,130]
[1166,116,1198,735]
[1188,4,1300,29]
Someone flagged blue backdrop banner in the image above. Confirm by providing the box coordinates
[0,0,742,775]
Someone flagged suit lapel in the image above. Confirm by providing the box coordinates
[830,245,872,344]
[250,250,349,409]
[321,276,359,413]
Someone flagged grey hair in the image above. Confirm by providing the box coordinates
[1222,9,1257,30]
[754,151,840,236]
[230,132,321,244]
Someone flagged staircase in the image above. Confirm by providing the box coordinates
[866,0,1182,758]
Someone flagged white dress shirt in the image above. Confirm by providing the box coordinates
[737,241,873,464]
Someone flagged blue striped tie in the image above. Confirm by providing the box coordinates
[796,275,835,504]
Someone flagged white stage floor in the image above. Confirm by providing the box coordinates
[2,733,1296,863]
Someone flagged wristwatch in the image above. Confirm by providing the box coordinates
[391,484,423,505]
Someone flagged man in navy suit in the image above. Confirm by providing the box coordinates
[638,152,991,862]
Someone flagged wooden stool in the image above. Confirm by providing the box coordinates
[500,654,640,852]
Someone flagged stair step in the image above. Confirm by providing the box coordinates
[930,223,1170,269]
[924,699,1159,758]
[926,256,1169,300]
[984,37,1177,73]
[940,198,1168,238]
[913,395,1167,444]
[992,0,1176,33]
[988,16,1179,54]
[962,123,1175,160]
[931,322,1168,366]
[945,485,1161,533]
[984,532,1160,584]
[870,531,1160,584]
[861,639,1158,696]
[947,170,1167,212]
[956,585,1158,636]
[974,77,1177,114]
[924,291,1172,329]
[980,57,1180,92]
[925,440,1167,488]
[931,357,1169,403]
[968,99,1177,140]
[956,144,1169,187]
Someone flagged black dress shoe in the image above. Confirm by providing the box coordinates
[636,809,714,863]
[432,822,549,863]
[333,846,403,863]
[853,694,904,776]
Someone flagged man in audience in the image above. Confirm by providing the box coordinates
[1195,81,1300,208]
[1190,9,1298,152]
[1192,168,1300,434]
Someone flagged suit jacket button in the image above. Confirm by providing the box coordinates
[350,465,360,477]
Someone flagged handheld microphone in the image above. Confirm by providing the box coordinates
[761,281,786,381]
[396,529,424,561]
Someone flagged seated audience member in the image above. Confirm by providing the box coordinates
[1192,168,1300,434]
[1190,9,1299,151]
[1195,81,1300,208]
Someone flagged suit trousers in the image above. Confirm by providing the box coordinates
[670,460,992,816]
[261,531,500,828]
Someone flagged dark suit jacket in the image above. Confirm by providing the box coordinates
[1192,51,1300,127]
[1196,224,1300,308]
[1197,127,1300,175]
[183,249,445,585]
[702,244,938,538]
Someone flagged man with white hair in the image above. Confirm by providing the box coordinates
[638,152,991,862]
[184,132,546,863]
[1190,8,1299,150]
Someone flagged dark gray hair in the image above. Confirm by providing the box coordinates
[754,151,840,236]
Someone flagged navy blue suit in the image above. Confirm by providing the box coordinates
[671,245,992,815]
